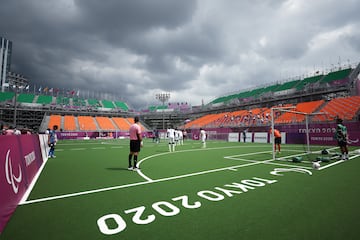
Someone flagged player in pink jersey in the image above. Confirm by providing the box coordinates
[128,116,142,171]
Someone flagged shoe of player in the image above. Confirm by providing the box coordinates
[128,167,133,170]
[133,167,140,171]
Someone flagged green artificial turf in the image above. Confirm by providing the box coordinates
[1,139,359,240]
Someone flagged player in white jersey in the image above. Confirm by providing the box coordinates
[200,128,207,148]
[167,127,176,152]
[174,129,179,146]
[177,129,184,145]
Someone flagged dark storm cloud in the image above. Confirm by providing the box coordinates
[0,0,198,108]
[0,0,359,109]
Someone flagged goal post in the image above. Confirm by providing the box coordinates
[270,106,328,160]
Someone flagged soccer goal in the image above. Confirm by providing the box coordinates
[270,106,330,161]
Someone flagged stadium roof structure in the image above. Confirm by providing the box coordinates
[209,65,357,106]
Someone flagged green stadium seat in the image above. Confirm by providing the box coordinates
[72,98,86,107]
[57,96,70,105]
[36,95,53,104]
[320,68,352,84]
[296,75,323,90]
[0,92,14,102]
[102,100,115,108]
[88,99,100,106]
[17,93,35,103]
[114,101,129,111]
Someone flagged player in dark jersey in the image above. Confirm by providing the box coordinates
[335,118,349,160]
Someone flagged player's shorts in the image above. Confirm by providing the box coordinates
[168,137,175,144]
[130,140,141,152]
[337,140,347,147]
[275,137,281,144]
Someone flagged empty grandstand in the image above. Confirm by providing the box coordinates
[0,61,359,138]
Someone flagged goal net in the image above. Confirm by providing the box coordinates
[270,107,338,164]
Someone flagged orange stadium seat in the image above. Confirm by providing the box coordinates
[48,115,61,129]
[112,117,131,131]
[95,116,117,131]
[185,113,224,128]
[275,100,324,124]
[314,96,360,122]
[77,116,98,131]
[64,115,77,131]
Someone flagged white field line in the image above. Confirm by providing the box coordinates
[20,158,272,206]
[19,156,49,204]
[225,157,313,170]
[136,145,274,181]
[21,145,358,205]
[20,145,276,205]
[319,154,359,170]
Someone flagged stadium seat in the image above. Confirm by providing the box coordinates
[36,95,53,104]
[114,101,129,111]
[78,116,98,131]
[48,115,62,129]
[95,116,117,130]
[0,92,15,102]
[112,117,132,131]
[275,100,324,124]
[314,96,360,121]
[17,93,35,103]
[63,115,77,131]
[101,100,115,108]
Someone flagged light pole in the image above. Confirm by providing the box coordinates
[10,80,26,127]
[155,92,170,130]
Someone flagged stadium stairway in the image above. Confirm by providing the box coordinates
[109,118,120,130]
[75,116,80,131]
[112,117,131,131]
[93,117,101,131]
[95,116,117,131]
[39,115,50,132]
[77,116,98,131]
[60,115,64,130]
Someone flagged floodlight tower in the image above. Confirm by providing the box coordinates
[9,75,27,127]
[155,92,171,130]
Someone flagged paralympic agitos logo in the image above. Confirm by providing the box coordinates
[4,149,23,194]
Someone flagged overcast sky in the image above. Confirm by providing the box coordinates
[1,0,359,109]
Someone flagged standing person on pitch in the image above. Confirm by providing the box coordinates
[200,128,207,148]
[128,116,143,170]
[178,129,184,145]
[242,129,247,143]
[154,129,160,144]
[269,127,281,154]
[335,118,349,160]
[167,126,176,152]
[48,125,58,158]
[182,129,187,142]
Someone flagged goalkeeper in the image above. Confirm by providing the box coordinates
[269,127,282,154]
[335,118,349,160]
